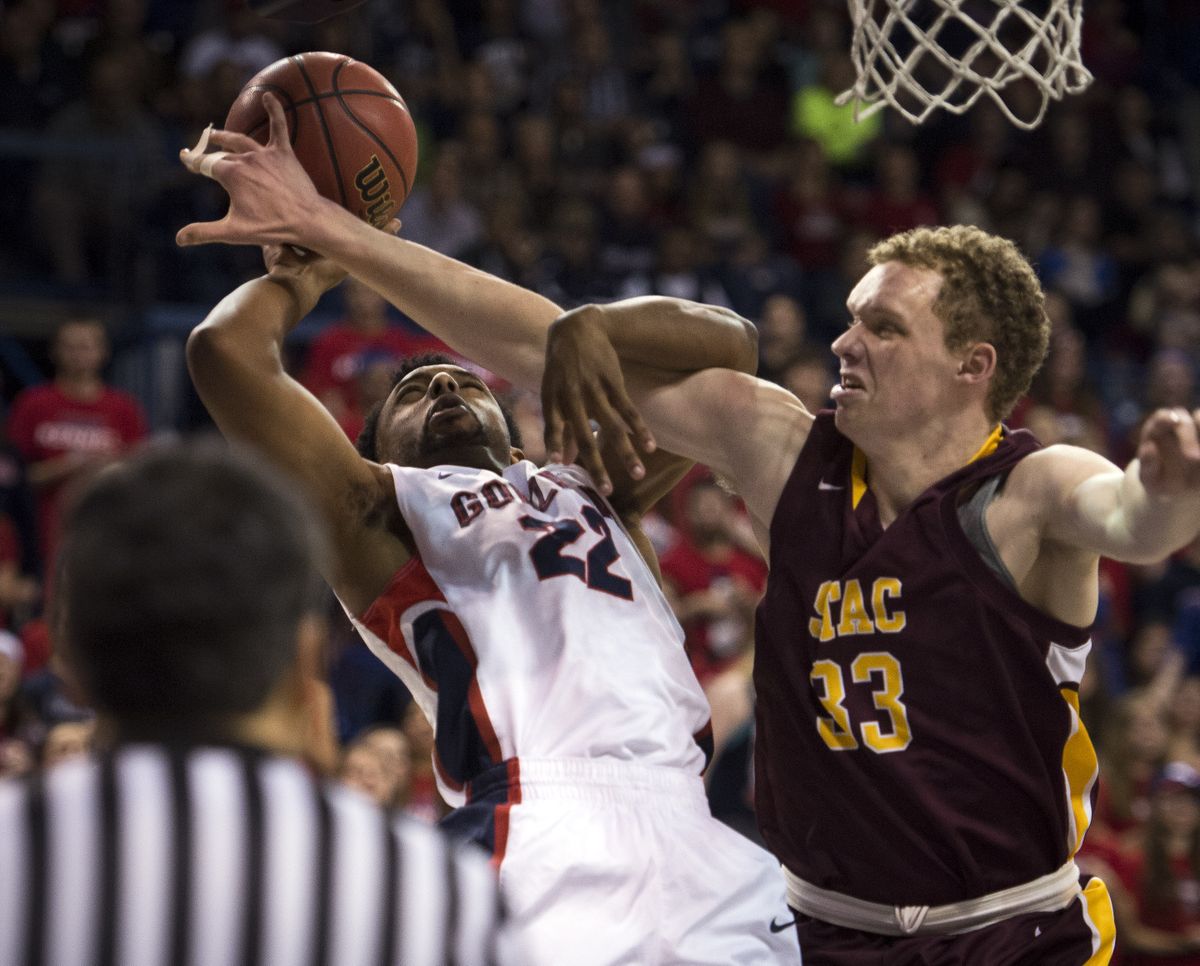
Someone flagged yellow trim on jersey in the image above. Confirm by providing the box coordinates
[1080,876,1116,965]
[1061,689,1099,856]
[851,447,868,510]
[850,425,1003,511]
[968,424,1004,463]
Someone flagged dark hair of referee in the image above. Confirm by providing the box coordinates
[58,441,328,742]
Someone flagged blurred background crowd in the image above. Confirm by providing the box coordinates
[1,0,1200,959]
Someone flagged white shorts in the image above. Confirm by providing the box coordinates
[483,757,801,966]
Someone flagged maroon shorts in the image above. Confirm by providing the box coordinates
[792,876,1115,966]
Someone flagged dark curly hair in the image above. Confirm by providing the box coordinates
[355,352,524,461]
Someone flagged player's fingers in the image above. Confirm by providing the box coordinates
[263,93,291,150]
[1153,408,1200,460]
[586,391,644,480]
[179,125,232,181]
[176,216,235,248]
[382,218,402,235]
[564,399,608,492]
[1175,407,1200,460]
[1138,441,1162,488]
[604,377,655,455]
[560,424,577,466]
[542,399,567,465]
[207,129,262,154]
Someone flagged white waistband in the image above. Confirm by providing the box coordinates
[783,860,1082,936]
[508,757,708,810]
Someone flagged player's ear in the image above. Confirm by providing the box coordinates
[508,447,526,465]
[957,342,996,384]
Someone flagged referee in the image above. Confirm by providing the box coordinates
[0,444,523,966]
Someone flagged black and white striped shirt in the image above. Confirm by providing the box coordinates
[0,743,521,966]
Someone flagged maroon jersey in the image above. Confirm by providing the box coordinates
[755,412,1098,906]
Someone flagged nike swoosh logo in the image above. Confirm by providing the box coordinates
[769,917,796,933]
[818,481,844,491]
[438,472,454,479]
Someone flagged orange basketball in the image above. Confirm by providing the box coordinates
[225,51,418,228]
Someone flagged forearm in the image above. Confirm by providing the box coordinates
[552,298,758,376]
[187,276,309,431]
[304,201,558,388]
[193,268,319,363]
[1106,460,1200,562]
[1068,458,1200,564]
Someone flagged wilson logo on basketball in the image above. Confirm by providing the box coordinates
[354,155,394,229]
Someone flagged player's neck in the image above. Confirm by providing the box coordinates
[858,412,996,525]
[55,373,103,401]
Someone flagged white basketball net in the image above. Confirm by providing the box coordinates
[836,0,1093,130]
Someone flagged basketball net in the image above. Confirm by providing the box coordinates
[836,0,1093,130]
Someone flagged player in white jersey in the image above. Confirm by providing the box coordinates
[186,237,800,963]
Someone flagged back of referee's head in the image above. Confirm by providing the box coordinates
[57,441,329,742]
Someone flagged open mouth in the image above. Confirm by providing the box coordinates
[421,393,484,452]
[426,393,472,426]
[833,373,866,397]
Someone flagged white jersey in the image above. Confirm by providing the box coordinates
[346,462,801,965]
[345,461,712,808]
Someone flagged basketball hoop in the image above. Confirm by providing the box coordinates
[836,0,1093,130]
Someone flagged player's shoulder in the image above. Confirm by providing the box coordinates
[997,443,1122,530]
[1005,442,1119,494]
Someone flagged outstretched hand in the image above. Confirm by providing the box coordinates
[542,307,655,495]
[1138,407,1200,497]
[176,93,328,249]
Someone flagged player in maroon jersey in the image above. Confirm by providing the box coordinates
[542,226,1200,964]
[175,107,1200,963]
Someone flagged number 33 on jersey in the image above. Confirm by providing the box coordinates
[807,577,912,754]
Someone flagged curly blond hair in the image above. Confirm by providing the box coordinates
[867,225,1049,420]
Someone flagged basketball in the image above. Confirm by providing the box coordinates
[225,51,418,229]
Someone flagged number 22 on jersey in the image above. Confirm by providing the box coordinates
[518,505,634,600]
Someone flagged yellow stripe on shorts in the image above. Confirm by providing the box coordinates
[1080,877,1115,966]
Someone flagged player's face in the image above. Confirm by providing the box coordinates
[831,262,962,440]
[376,364,513,471]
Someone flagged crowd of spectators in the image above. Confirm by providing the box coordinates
[2,0,1200,957]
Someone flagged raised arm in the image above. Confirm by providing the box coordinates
[173,97,810,537]
[1032,408,1200,563]
[629,366,812,551]
[175,98,758,398]
[540,297,758,493]
[185,248,409,614]
[539,297,811,549]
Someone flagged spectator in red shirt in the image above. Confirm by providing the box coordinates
[1108,761,1200,965]
[6,319,147,573]
[661,476,766,686]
